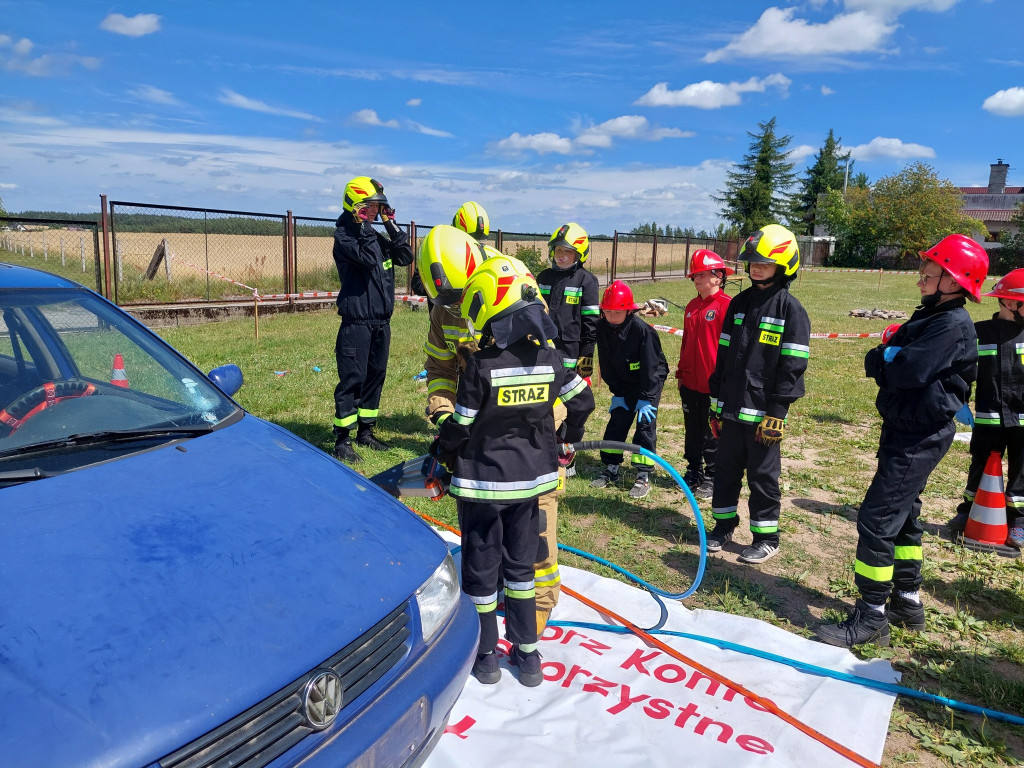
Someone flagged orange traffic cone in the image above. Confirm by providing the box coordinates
[962,451,1020,558]
[111,353,129,388]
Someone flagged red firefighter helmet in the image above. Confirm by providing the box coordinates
[983,268,1024,302]
[919,234,989,302]
[881,323,902,345]
[688,248,735,278]
[600,280,639,311]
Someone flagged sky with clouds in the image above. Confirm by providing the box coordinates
[1,0,1022,234]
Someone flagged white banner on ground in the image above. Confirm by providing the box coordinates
[427,549,898,768]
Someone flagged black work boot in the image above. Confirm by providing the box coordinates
[815,600,891,648]
[333,440,361,464]
[888,593,925,631]
[510,645,543,687]
[947,508,970,536]
[472,651,501,685]
[705,520,738,553]
[356,429,391,451]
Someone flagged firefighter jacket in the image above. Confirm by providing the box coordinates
[537,263,601,366]
[436,339,595,502]
[424,303,479,424]
[596,313,668,403]
[332,211,415,324]
[708,283,810,423]
[675,290,731,394]
[864,297,977,433]
[973,315,1024,427]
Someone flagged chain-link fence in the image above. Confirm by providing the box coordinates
[0,216,104,294]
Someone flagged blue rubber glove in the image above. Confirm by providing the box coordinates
[883,345,902,363]
[955,404,974,427]
[609,396,629,412]
[636,399,658,423]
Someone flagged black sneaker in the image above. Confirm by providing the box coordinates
[356,432,391,451]
[738,539,779,564]
[629,472,651,499]
[682,469,701,490]
[510,646,543,687]
[332,441,362,463]
[815,600,891,648]
[591,466,619,489]
[888,593,925,631]
[696,478,714,500]
[705,521,737,553]
[947,509,969,535]
[472,651,501,685]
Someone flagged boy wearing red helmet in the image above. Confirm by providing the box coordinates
[947,267,1024,550]
[676,250,734,499]
[591,280,668,499]
[817,234,987,648]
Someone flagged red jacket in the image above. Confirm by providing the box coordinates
[675,290,730,393]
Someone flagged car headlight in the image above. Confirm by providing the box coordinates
[415,552,460,643]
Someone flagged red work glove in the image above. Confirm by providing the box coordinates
[708,406,722,439]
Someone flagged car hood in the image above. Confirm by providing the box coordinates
[0,415,447,768]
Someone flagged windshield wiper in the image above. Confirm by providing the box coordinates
[0,424,215,459]
[0,467,52,483]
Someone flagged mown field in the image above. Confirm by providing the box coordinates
[151,269,1023,768]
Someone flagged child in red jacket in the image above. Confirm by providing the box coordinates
[676,250,733,499]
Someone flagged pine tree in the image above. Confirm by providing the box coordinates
[793,129,850,235]
[713,116,797,237]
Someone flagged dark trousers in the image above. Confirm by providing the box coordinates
[956,426,1024,525]
[334,321,390,436]
[598,393,661,469]
[855,422,955,605]
[710,420,782,543]
[679,385,717,480]
[460,499,539,651]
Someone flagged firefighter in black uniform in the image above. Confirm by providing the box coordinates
[591,280,669,500]
[433,255,594,687]
[331,176,415,463]
[817,234,988,648]
[537,222,601,379]
[707,224,810,565]
[948,267,1024,550]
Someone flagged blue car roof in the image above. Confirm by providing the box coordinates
[0,262,85,290]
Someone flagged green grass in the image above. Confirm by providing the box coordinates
[156,271,1023,767]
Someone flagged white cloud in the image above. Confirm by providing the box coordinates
[100,13,162,37]
[406,98,422,107]
[218,89,320,121]
[848,136,935,160]
[350,108,400,128]
[704,7,896,62]
[406,121,453,138]
[0,182,17,189]
[129,84,182,106]
[844,0,960,17]
[495,132,575,155]
[635,74,791,109]
[496,116,692,156]
[821,85,836,95]
[789,144,818,163]
[982,87,1024,117]
[0,36,99,76]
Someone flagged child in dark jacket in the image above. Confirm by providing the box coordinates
[948,267,1024,550]
[590,280,668,500]
[707,225,810,565]
[434,255,594,686]
[816,234,987,648]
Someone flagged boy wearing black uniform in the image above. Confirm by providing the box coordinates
[948,268,1024,549]
[707,224,810,565]
[817,234,988,648]
[537,222,601,380]
[434,256,594,686]
[591,280,668,500]
[331,176,414,462]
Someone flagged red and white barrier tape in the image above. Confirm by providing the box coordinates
[168,256,261,299]
[244,290,429,305]
[653,323,882,340]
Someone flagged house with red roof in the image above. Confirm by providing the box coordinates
[960,160,1023,248]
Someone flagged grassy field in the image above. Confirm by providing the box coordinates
[155,270,1023,767]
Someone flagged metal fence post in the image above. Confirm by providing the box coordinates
[100,194,113,301]
[611,231,618,281]
[285,210,294,305]
[651,232,658,281]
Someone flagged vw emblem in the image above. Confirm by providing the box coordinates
[303,669,343,729]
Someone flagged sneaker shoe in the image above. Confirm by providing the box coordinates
[888,593,925,631]
[332,441,362,464]
[947,509,969,535]
[696,478,714,500]
[510,646,543,687]
[682,469,701,490]
[814,600,891,648]
[705,521,737,553]
[590,466,619,489]
[355,432,391,451]
[472,651,501,685]
[629,472,651,499]
[1006,526,1024,550]
[738,539,780,564]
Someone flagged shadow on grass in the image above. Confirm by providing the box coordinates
[791,497,859,521]
[922,572,1024,628]
[807,411,856,426]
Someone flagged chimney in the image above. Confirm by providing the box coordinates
[988,159,1009,194]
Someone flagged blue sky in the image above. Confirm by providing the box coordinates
[1,0,1022,234]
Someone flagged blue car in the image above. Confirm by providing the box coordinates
[0,263,478,767]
